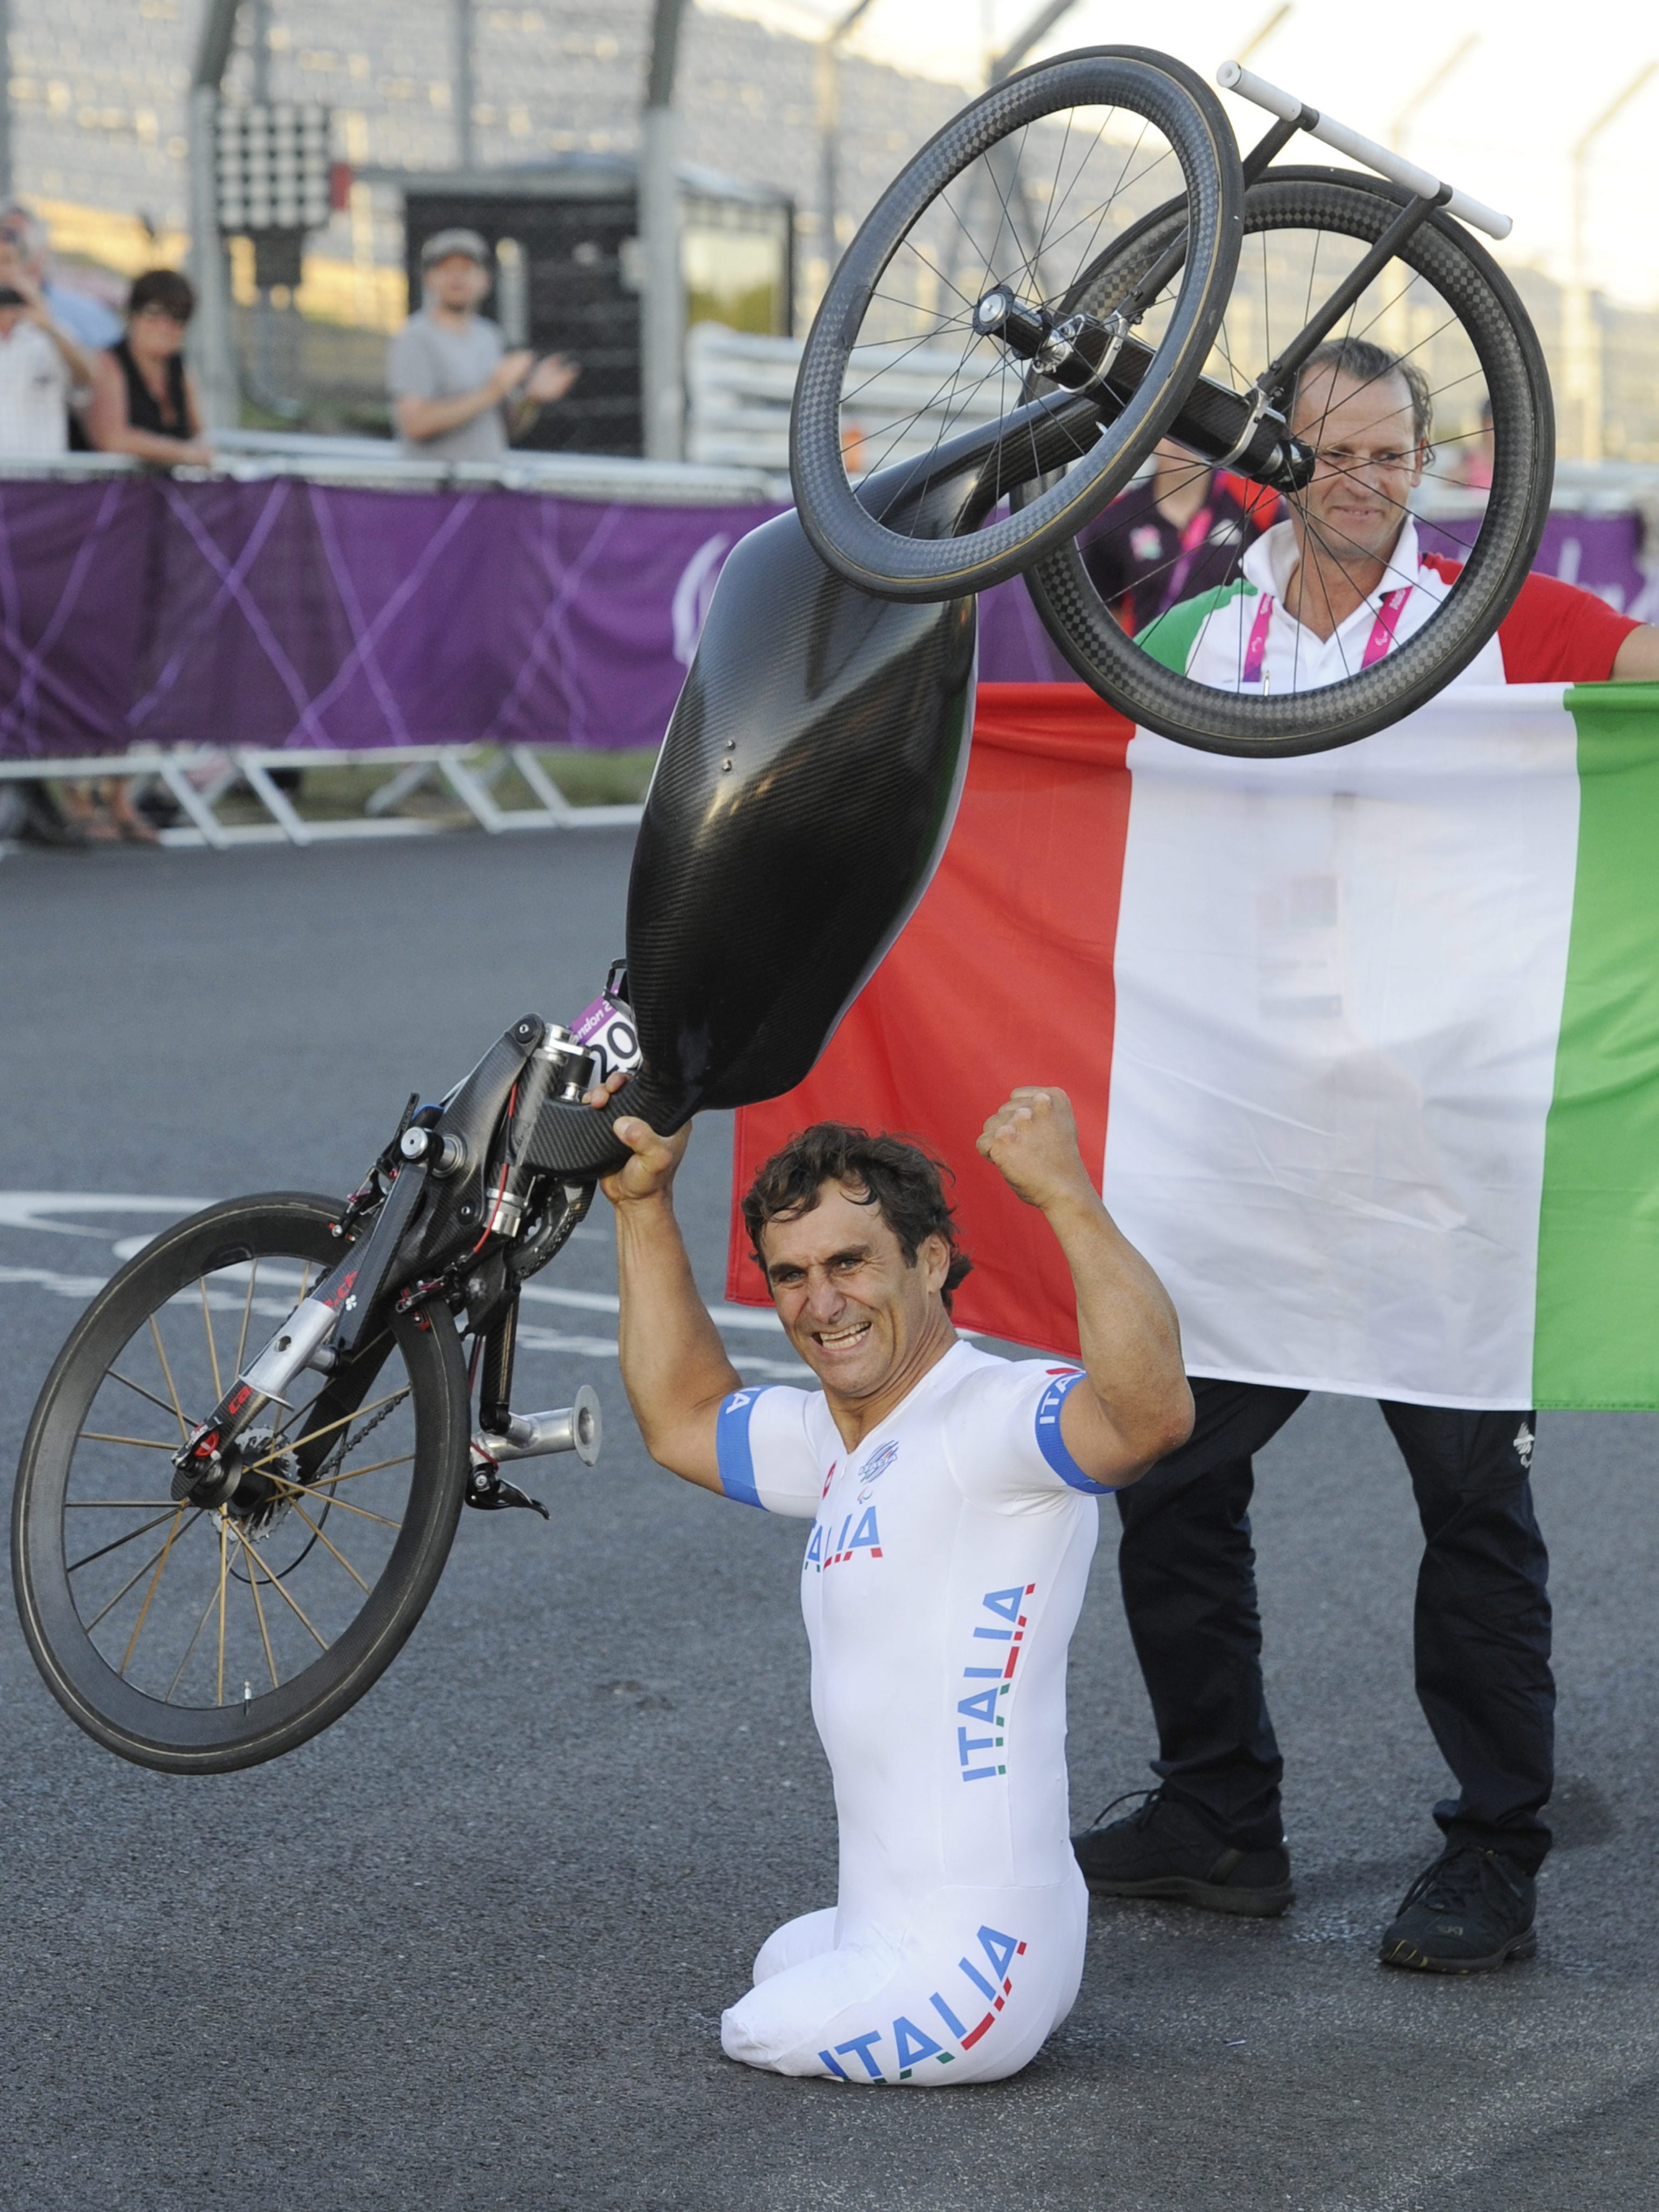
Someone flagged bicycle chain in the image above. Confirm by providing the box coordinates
[314,1386,409,1482]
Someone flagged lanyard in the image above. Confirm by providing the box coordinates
[1163,502,1214,609]
[1240,584,1412,687]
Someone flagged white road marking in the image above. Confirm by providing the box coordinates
[0,1192,214,1239]
[518,1281,785,1333]
[1,1190,808,1379]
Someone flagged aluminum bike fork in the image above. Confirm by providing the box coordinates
[170,1164,428,1502]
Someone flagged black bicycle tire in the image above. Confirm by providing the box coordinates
[11,1193,470,1773]
[790,46,1243,601]
[1021,168,1555,754]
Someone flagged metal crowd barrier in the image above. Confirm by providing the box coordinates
[0,744,643,849]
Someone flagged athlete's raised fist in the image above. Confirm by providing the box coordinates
[977,1086,1096,1211]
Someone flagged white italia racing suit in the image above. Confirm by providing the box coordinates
[713,1338,1112,2086]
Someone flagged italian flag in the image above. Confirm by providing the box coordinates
[728,680,1659,1412]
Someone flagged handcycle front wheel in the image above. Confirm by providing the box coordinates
[1017,168,1554,754]
[11,1193,471,1773]
[790,46,1242,601]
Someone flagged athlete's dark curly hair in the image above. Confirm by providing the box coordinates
[742,1122,973,1312]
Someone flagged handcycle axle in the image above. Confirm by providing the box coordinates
[466,1385,603,1518]
[972,286,1315,497]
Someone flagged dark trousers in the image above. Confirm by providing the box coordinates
[1115,1379,1555,1872]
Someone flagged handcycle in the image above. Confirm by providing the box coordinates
[792,50,1552,753]
[11,49,1552,1771]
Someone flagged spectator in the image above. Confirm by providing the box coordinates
[389,228,578,461]
[0,202,123,353]
[0,243,113,846]
[1081,438,1280,634]
[86,268,211,468]
[1453,397,1496,491]
[0,238,94,456]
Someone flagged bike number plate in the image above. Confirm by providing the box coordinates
[572,995,643,1087]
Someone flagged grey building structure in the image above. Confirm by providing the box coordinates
[6,0,970,332]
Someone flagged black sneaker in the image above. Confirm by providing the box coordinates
[1379,1843,1537,1973]
[1072,1789,1294,1918]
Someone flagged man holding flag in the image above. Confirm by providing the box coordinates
[1074,336,1659,1973]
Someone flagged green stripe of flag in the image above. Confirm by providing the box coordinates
[1535,682,1659,1408]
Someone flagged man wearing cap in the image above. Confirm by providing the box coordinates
[388,228,577,462]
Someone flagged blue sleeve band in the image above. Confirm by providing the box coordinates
[716,1388,770,1508]
[1034,1372,1114,1494]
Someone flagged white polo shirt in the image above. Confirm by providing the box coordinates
[1143,515,1505,693]
[0,319,72,456]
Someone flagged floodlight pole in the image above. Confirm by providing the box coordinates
[188,0,242,431]
[817,0,875,296]
[977,0,1078,288]
[453,0,476,170]
[1566,63,1657,463]
[988,0,1077,83]
[1387,34,1479,150]
[0,0,12,204]
[1233,4,1292,71]
[640,0,687,461]
[1378,36,1479,362]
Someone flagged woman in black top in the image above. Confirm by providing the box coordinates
[62,268,212,842]
[1080,438,1280,637]
[86,267,210,467]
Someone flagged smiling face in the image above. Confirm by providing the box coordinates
[758,1179,952,1406]
[1289,365,1426,577]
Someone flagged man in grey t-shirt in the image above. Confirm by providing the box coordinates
[388,228,577,462]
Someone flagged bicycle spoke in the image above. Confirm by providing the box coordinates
[234,1255,259,1374]
[286,1501,372,1593]
[200,1277,222,1399]
[166,1572,225,1704]
[68,1507,181,1574]
[258,1462,407,1525]
[65,1497,180,1506]
[234,1527,329,1652]
[233,1525,282,1689]
[119,1507,194,1673]
[147,1318,190,1442]
[79,1432,177,1452]
[111,1366,186,1425]
[217,1510,229,1705]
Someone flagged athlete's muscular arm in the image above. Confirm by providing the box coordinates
[1613,625,1659,681]
[594,1105,739,1494]
[978,1087,1193,1487]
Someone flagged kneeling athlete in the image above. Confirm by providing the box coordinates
[596,1083,1191,2085]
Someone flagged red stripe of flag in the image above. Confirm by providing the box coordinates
[728,684,1134,1358]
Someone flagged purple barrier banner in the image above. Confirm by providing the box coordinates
[0,477,1651,759]
[0,477,781,759]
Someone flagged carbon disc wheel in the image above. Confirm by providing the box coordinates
[789,46,1242,601]
[1019,168,1554,754]
[11,1193,470,1773]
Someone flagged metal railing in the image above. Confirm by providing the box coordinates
[0,743,644,850]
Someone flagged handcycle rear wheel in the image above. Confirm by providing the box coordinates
[11,1193,470,1773]
[1018,169,1554,754]
[790,46,1242,601]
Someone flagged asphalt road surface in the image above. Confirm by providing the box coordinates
[3,832,1658,2212]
